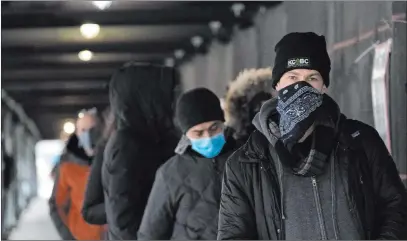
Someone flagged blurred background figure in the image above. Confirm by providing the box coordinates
[49,155,61,180]
[76,108,102,157]
[82,107,115,238]
[49,109,105,240]
[223,68,273,145]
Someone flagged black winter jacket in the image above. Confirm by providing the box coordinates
[138,133,237,240]
[218,118,407,240]
[82,140,108,225]
[102,63,179,240]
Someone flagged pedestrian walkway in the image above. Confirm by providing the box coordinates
[8,197,60,240]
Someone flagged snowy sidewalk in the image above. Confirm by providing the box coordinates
[8,197,61,240]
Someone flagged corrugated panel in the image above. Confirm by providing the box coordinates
[179,1,406,179]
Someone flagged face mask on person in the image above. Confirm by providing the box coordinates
[276,81,323,147]
[190,133,226,158]
[78,131,91,150]
[78,127,101,154]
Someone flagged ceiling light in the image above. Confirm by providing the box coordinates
[164,58,175,67]
[174,49,185,59]
[78,112,84,119]
[209,21,222,34]
[259,5,267,14]
[63,121,75,134]
[92,1,112,10]
[80,23,100,39]
[78,50,93,62]
[231,3,245,17]
[191,36,204,48]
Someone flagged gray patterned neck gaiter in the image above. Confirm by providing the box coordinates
[276,81,323,150]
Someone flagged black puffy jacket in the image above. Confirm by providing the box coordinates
[82,140,108,225]
[102,63,179,240]
[138,132,237,240]
[218,118,407,240]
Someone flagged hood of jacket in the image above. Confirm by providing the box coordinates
[109,62,178,143]
[252,97,280,145]
[224,68,274,141]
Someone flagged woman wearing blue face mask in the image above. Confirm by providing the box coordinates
[76,109,102,158]
[138,88,238,240]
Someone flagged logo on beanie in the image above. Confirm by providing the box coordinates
[287,57,311,68]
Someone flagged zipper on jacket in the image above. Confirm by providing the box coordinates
[311,176,327,240]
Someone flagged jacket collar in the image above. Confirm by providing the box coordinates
[240,130,272,163]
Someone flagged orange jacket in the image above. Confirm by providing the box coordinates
[49,154,105,240]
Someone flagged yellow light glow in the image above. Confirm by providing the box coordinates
[63,121,75,134]
[80,23,100,39]
[78,50,93,62]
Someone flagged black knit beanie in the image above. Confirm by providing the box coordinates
[176,88,224,133]
[271,32,331,88]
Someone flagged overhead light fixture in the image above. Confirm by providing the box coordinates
[191,36,204,48]
[78,50,93,62]
[209,21,222,34]
[259,5,267,14]
[92,1,112,10]
[164,58,175,67]
[78,112,85,119]
[174,49,185,59]
[231,3,245,17]
[80,23,100,39]
[63,121,75,134]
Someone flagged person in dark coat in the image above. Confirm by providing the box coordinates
[82,108,115,226]
[223,68,274,145]
[102,62,179,240]
[218,32,407,240]
[138,88,238,240]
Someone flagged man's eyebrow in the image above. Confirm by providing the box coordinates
[208,123,219,129]
[286,70,300,75]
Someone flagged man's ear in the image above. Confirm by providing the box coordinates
[271,89,278,98]
[275,82,281,92]
[321,85,328,94]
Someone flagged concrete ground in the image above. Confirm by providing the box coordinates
[8,197,61,240]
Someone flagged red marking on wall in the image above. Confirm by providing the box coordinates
[328,13,406,55]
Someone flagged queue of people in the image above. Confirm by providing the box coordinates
[49,32,407,240]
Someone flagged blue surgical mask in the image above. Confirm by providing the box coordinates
[190,133,226,158]
[78,127,101,152]
[78,131,92,151]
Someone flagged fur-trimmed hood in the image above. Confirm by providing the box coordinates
[224,68,275,142]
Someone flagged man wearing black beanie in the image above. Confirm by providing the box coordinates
[138,88,237,240]
[218,32,407,240]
